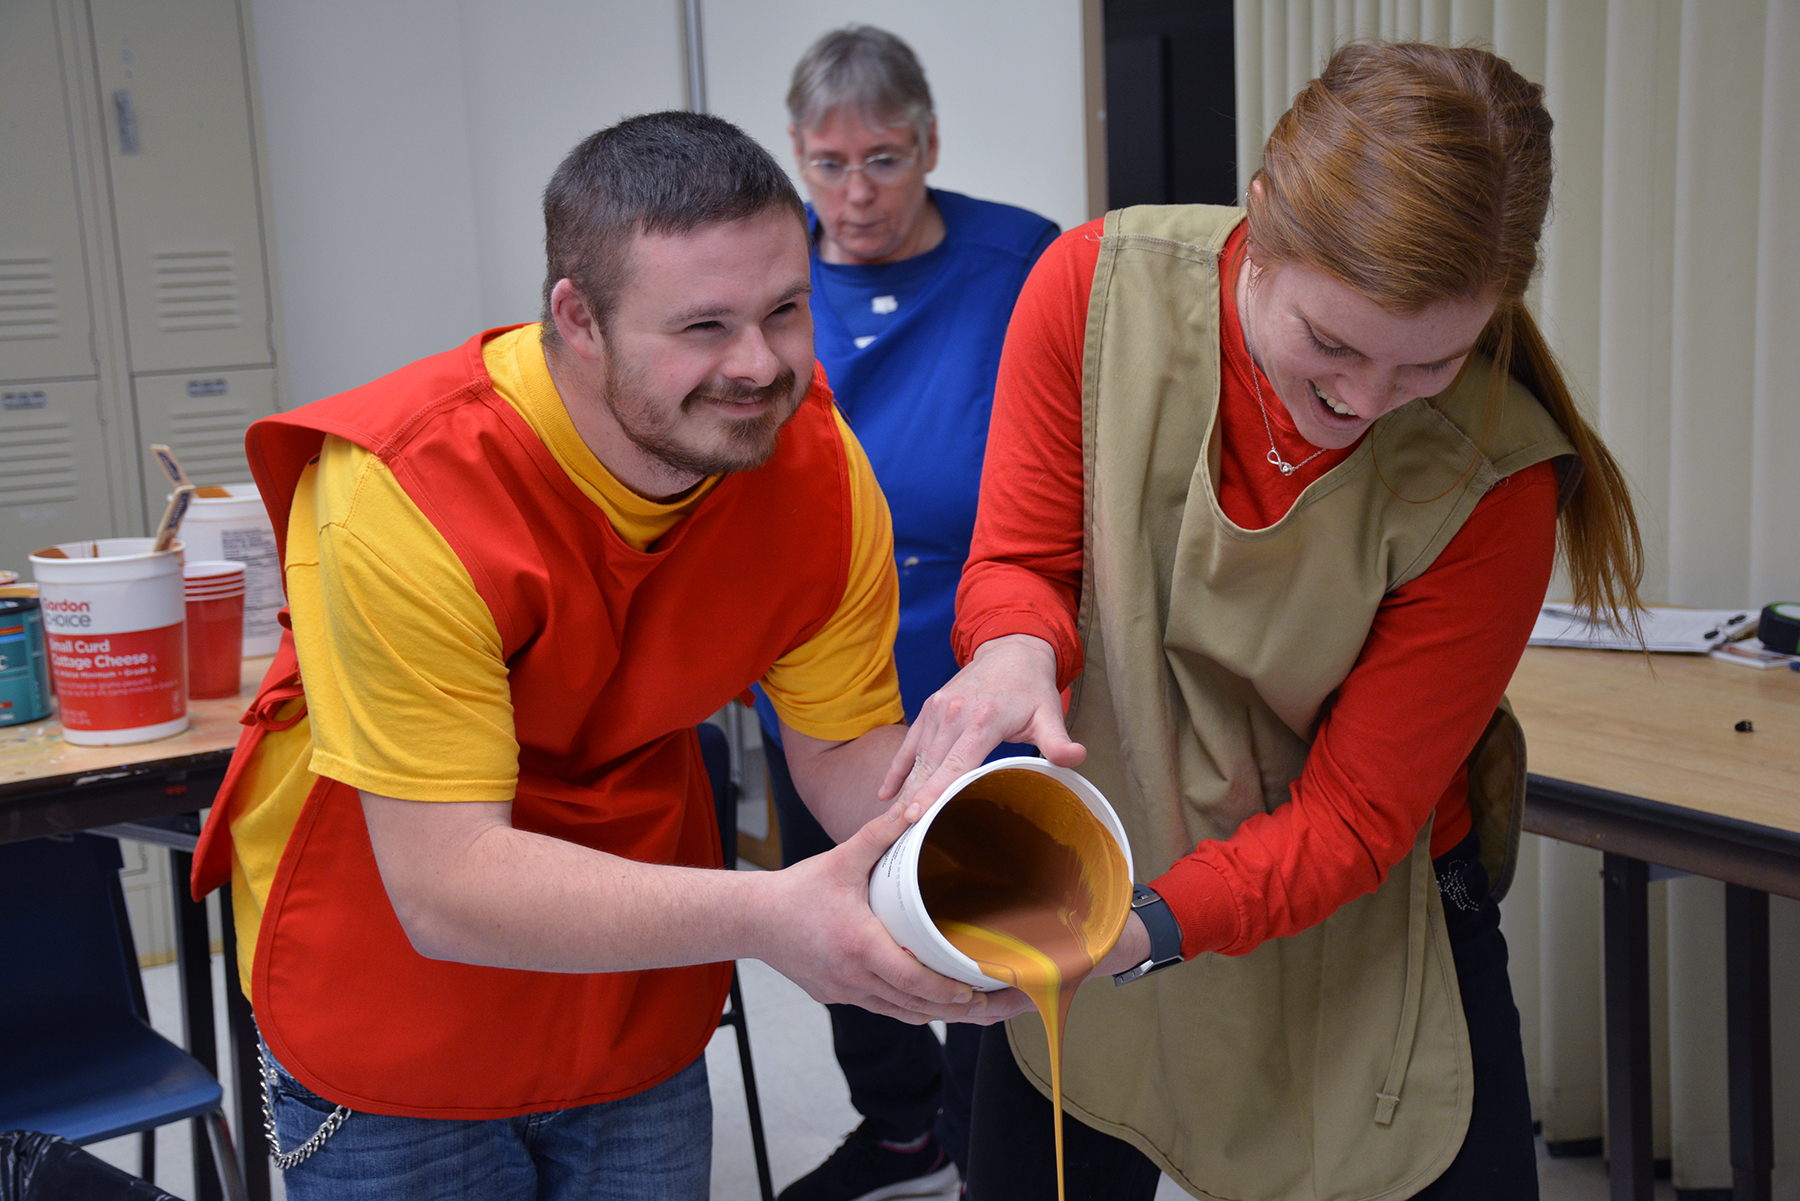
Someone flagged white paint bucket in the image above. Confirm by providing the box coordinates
[869,756,1135,991]
[30,537,188,745]
[175,484,281,656]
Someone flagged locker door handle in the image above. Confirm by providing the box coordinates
[114,90,139,154]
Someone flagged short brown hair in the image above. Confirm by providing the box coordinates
[540,111,806,344]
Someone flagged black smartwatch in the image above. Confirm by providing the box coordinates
[1112,883,1184,985]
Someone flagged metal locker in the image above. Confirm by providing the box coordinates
[0,381,115,565]
[128,365,272,521]
[0,0,103,385]
[0,0,117,570]
[86,0,275,376]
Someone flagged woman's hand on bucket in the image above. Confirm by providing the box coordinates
[880,634,1085,811]
[1085,912,1153,984]
[758,798,1033,1025]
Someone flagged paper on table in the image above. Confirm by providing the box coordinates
[1710,637,1800,670]
[1529,605,1758,652]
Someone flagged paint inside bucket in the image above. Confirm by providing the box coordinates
[869,757,1134,1201]
[30,538,188,745]
[917,770,1133,984]
[869,757,1134,989]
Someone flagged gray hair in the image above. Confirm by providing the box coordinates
[786,26,933,150]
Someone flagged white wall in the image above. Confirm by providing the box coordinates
[249,0,487,408]
[247,1,1088,410]
[701,0,1090,235]
[454,2,689,331]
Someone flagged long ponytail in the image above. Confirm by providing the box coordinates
[1480,300,1644,629]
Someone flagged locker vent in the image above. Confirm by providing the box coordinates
[0,255,60,342]
[153,248,241,332]
[168,401,252,482]
[0,414,78,506]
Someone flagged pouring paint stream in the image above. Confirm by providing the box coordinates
[938,920,1084,1201]
[918,780,1132,1201]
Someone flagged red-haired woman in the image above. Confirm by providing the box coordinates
[886,41,1643,1201]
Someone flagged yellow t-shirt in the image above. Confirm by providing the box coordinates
[227,326,903,991]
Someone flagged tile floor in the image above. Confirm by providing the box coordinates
[89,947,1659,1201]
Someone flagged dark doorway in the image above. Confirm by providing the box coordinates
[1103,0,1237,208]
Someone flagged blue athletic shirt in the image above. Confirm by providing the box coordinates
[814,239,951,348]
[756,189,1059,753]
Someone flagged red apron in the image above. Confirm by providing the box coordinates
[194,329,854,1117]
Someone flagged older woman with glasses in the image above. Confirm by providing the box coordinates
[746,23,1060,1201]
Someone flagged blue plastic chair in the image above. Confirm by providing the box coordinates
[0,833,247,1200]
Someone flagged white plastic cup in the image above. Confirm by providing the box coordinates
[868,756,1135,991]
[30,538,189,745]
[175,484,281,656]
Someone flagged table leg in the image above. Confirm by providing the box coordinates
[1725,884,1772,1201]
[1602,852,1652,1201]
[221,885,272,1201]
[171,848,224,1201]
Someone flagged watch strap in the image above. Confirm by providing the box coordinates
[1113,883,1184,985]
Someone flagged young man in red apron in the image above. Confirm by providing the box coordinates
[193,111,1026,1201]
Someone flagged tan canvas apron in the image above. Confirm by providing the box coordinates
[1005,205,1576,1201]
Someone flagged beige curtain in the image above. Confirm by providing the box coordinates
[1234,2,1800,1193]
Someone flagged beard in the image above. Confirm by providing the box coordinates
[602,356,806,480]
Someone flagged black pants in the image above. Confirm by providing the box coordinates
[763,732,979,1172]
[964,830,1539,1200]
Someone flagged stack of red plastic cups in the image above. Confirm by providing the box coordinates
[183,560,246,700]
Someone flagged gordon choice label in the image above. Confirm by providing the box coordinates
[38,568,186,734]
[47,627,187,731]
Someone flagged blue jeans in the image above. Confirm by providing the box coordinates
[265,1042,712,1200]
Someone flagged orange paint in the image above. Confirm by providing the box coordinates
[919,773,1132,1201]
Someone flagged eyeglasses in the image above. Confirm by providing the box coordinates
[801,149,919,189]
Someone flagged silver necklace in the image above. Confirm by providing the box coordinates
[1242,268,1326,478]
[1251,364,1326,477]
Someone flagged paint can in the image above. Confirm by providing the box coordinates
[0,588,53,727]
[30,538,188,745]
[175,484,281,656]
[869,756,1135,991]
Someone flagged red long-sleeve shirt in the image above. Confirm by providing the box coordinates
[954,220,1558,959]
